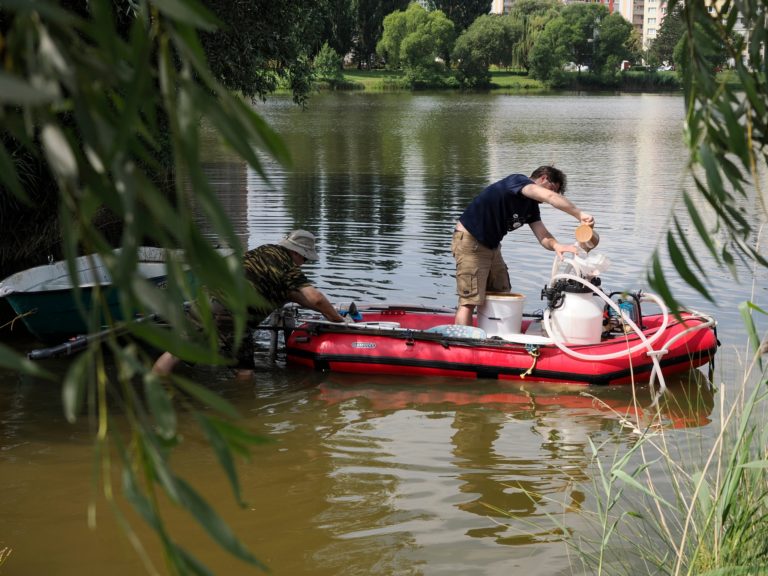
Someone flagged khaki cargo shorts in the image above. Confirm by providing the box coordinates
[451,229,511,306]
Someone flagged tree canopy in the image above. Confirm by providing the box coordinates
[427,0,492,32]
[200,0,329,104]
[648,2,685,67]
[377,3,455,82]
[453,14,523,86]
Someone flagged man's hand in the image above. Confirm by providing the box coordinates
[579,212,595,226]
[554,242,578,259]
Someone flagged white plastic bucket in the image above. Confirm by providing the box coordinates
[477,292,525,339]
[547,292,604,345]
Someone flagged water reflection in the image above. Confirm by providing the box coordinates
[312,372,714,558]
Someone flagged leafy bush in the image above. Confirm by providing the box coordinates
[313,42,344,86]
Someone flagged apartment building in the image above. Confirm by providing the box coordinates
[490,0,515,13]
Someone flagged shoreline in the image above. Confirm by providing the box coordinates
[309,69,684,94]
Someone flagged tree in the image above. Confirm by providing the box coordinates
[648,2,685,67]
[376,3,455,84]
[528,15,569,82]
[528,2,610,82]
[559,3,610,72]
[200,0,331,104]
[594,12,634,75]
[352,0,411,68]
[452,14,522,87]
[427,0,492,33]
[314,41,345,84]
[508,0,561,72]
[319,0,356,58]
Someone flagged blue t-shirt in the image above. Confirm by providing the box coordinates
[458,174,541,249]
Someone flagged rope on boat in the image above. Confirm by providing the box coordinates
[0,308,37,332]
[520,345,540,379]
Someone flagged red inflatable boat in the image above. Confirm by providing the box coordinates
[284,303,718,386]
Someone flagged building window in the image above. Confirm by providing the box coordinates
[648,17,656,24]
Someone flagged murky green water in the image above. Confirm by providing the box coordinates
[1,92,765,575]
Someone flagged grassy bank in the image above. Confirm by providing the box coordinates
[318,68,682,93]
[324,69,547,92]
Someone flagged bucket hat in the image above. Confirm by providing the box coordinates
[278,229,319,261]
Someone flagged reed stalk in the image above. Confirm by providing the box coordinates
[568,315,768,575]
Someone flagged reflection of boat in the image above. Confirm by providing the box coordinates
[285,303,718,386]
[316,373,715,429]
[1,247,174,343]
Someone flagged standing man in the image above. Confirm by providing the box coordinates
[452,166,594,326]
[153,229,347,375]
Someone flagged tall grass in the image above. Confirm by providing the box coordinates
[568,306,768,575]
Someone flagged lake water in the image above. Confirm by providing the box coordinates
[1,92,766,575]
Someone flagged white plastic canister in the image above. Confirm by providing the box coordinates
[547,292,604,345]
[477,292,525,339]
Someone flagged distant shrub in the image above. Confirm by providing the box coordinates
[314,42,343,85]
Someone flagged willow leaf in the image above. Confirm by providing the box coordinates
[2,0,80,23]
[683,191,719,259]
[699,144,725,201]
[673,217,707,277]
[129,322,228,366]
[176,477,267,570]
[174,546,215,576]
[196,414,245,506]
[122,464,163,531]
[152,0,220,31]
[141,433,182,503]
[209,418,272,454]
[0,72,60,105]
[721,109,748,163]
[173,376,240,419]
[648,253,683,313]
[145,376,178,440]
[667,231,713,301]
[62,349,92,423]
[722,247,737,278]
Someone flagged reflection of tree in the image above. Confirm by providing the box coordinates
[316,377,716,548]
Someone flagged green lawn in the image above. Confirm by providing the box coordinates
[488,71,545,90]
[339,68,545,92]
[340,69,406,90]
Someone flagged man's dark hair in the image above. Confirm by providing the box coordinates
[530,166,567,194]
